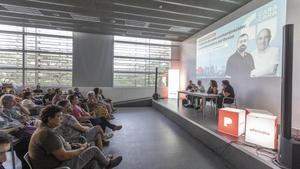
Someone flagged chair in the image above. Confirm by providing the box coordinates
[24,152,70,169]
[222,97,237,108]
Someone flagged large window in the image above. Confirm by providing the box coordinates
[114,36,178,87]
[0,24,73,87]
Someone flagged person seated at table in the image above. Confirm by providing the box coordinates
[52,88,63,105]
[217,80,235,108]
[184,80,196,108]
[0,132,12,169]
[68,94,122,132]
[0,94,34,169]
[55,100,109,150]
[197,80,205,93]
[29,105,122,169]
[32,84,43,96]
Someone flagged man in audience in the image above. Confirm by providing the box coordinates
[93,88,113,114]
[217,80,235,108]
[225,33,254,79]
[43,88,55,105]
[32,84,43,95]
[29,105,122,169]
[68,94,122,132]
[0,132,11,169]
[74,88,85,102]
[55,100,109,150]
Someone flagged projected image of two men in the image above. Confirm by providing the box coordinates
[196,0,286,79]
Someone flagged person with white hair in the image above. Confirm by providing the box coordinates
[251,28,279,77]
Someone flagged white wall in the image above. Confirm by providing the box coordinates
[286,0,300,129]
[180,0,287,118]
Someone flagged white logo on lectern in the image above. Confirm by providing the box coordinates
[224,117,233,127]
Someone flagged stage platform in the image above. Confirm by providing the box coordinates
[152,99,279,169]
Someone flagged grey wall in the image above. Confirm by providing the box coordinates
[73,32,113,87]
[180,0,288,122]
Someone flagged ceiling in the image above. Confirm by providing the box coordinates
[0,0,252,41]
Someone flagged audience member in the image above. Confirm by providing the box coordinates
[29,105,122,169]
[0,132,11,169]
[74,88,85,102]
[86,91,112,119]
[32,84,43,95]
[55,100,109,150]
[68,95,122,132]
[94,88,113,114]
[217,80,235,108]
[52,88,63,105]
[43,88,55,105]
[21,92,44,116]
[0,94,33,169]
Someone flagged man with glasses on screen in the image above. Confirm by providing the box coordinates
[225,33,255,79]
[251,28,279,77]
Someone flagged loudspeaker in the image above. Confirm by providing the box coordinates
[279,24,300,169]
[152,67,159,100]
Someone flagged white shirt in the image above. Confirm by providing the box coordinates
[251,47,279,77]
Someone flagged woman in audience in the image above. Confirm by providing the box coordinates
[29,105,122,169]
[52,88,63,105]
[93,88,113,114]
[0,94,33,169]
[86,91,112,119]
[55,100,109,150]
[68,94,122,132]
[32,84,43,95]
[217,80,235,108]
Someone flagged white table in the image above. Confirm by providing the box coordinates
[177,91,219,114]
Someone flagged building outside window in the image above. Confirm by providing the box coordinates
[113,36,179,87]
[0,24,73,87]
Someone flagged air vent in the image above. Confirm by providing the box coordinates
[70,13,100,22]
[142,32,164,37]
[169,26,193,33]
[127,30,141,35]
[165,35,179,39]
[125,20,148,27]
[2,4,42,15]
[148,24,171,30]
[40,10,72,18]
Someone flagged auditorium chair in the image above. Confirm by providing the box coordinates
[24,153,70,169]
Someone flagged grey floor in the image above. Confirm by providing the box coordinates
[4,106,233,169]
[105,107,232,169]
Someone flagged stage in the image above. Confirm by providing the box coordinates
[152,98,279,169]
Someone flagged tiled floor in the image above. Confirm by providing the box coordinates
[4,106,233,169]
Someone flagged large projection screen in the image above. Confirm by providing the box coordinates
[196,0,286,79]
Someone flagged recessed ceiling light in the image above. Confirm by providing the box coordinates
[158,5,163,9]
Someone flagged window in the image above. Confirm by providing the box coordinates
[113,36,178,87]
[0,24,73,86]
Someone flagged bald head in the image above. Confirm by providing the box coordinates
[256,28,271,52]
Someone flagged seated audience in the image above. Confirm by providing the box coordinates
[52,88,63,105]
[217,80,235,108]
[68,95,122,132]
[0,132,11,169]
[86,91,112,119]
[55,100,109,150]
[0,94,33,169]
[67,89,74,96]
[74,88,85,102]
[94,88,113,114]
[99,89,116,112]
[21,92,44,115]
[29,105,122,169]
[32,84,43,95]
[43,88,54,105]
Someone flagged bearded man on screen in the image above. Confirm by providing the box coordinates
[225,33,255,79]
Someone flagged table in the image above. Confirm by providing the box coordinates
[177,91,219,114]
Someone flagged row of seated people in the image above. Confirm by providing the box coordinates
[0,86,123,169]
[184,79,235,109]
